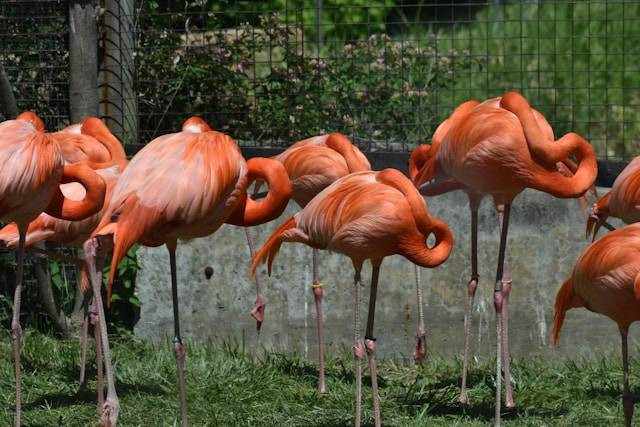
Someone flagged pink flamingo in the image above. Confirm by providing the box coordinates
[251,169,452,427]
[0,115,127,415]
[587,155,640,240]
[83,117,291,426]
[0,112,106,425]
[553,224,640,427]
[412,92,597,425]
[247,132,370,393]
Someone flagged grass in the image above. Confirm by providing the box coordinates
[0,329,634,426]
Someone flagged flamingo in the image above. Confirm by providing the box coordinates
[250,169,453,427]
[553,224,640,427]
[83,117,291,426]
[0,112,107,426]
[246,132,370,393]
[587,156,640,239]
[0,115,128,414]
[414,92,597,425]
[409,96,566,404]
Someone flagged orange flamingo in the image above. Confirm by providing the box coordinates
[0,112,107,426]
[0,116,128,413]
[414,92,596,425]
[553,224,640,427]
[83,117,291,426]
[410,96,562,404]
[247,132,370,393]
[250,169,452,427]
[587,156,640,239]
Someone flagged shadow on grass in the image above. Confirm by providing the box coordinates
[23,381,164,411]
[396,369,570,422]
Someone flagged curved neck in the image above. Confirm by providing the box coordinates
[400,219,453,268]
[325,133,371,172]
[79,117,127,170]
[409,144,432,182]
[45,164,106,221]
[226,157,292,227]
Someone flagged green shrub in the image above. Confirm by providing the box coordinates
[136,10,482,149]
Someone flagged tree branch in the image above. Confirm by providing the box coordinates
[0,61,18,119]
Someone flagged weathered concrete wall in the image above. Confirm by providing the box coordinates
[134,187,639,361]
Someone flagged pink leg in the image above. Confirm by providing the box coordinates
[91,296,105,412]
[312,248,326,394]
[413,264,427,363]
[498,211,514,409]
[493,203,511,426]
[245,227,266,330]
[78,291,91,389]
[460,206,479,405]
[11,228,26,427]
[168,245,189,427]
[621,329,634,427]
[365,261,382,427]
[352,267,364,427]
[84,238,119,426]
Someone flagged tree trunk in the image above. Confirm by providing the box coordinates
[101,0,137,144]
[32,244,72,337]
[69,0,99,123]
[0,61,18,120]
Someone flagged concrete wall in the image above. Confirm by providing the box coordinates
[133,187,639,361]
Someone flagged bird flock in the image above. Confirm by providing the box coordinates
[0,91,638,427]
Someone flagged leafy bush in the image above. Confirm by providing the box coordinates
[136,10,482,149]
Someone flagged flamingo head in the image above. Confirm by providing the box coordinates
[182,116,212,133]
[16,111,45,132]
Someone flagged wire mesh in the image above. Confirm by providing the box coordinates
[0,0,70,129]
[1,1,640,159]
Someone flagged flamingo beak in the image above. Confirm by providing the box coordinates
[586,212,604,242]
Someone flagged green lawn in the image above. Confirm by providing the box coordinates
[0,330,633,426]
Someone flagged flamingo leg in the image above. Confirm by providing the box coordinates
[493,203,511,427]
[365,261,382,427]
[352,267,364,427]
[498,211,514,409]
[312,248,327,394]
[78,290,91,389]
[11,228,26,427]
[460,205,479,405]
[245,227,266,330]
[622,329,634,427]
[84,239,119,426]
[91,294,105,412]
[168,245,189,427]
[413,264,427,363]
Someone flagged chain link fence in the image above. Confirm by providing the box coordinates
[2,1,640,159]
[0,0,640,160]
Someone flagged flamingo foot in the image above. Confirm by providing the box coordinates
[414,330,427,363]
[250,296,266,331]
[98,397,120,427]
[459,389,470,406]
[505,396,515,409]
